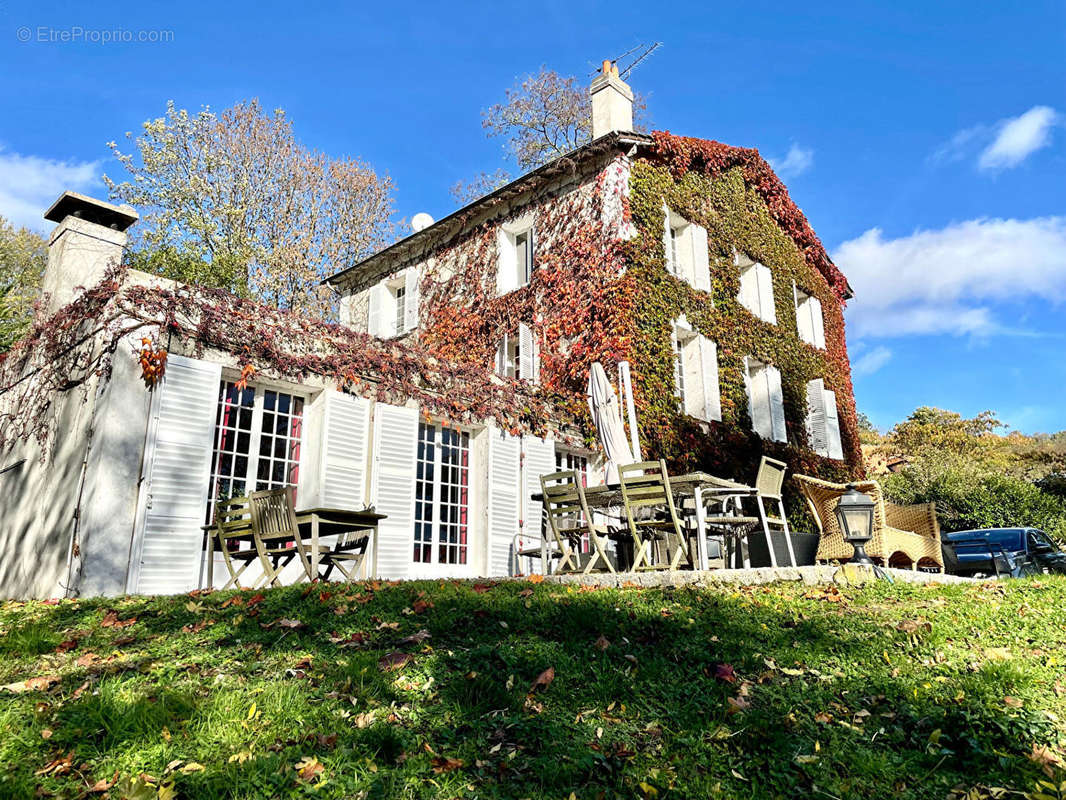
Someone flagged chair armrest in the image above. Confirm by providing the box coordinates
[884,501,940,540]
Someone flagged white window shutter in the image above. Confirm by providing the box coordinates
[811,297,826,349]
[131,355,221,595]
[824,389,844,459]
[496,228,517,295]
[369,403,419,579]
[521,435,556,560]
[404,266,420,332]
[806,378,829,456]
[312,391,371,508]
[519,323,535,383]
[662,204,673,275]
[757,264,777,324]
[699,336,722,422]
[671,329,683,399]
[746,359,772,439]
[495,336,508,377]
[691,225,711,292]
[367,283,386,337]
[767,365,786,442]
[487,428,522,576]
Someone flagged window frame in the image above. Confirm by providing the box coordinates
[414,421,473,572]
[205,379,308,522]
[497,214,536,295]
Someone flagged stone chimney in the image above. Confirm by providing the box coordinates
[590,60,634,139]
[40,191,138,313]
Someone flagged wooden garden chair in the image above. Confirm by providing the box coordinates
[247,486,316,586]
[540,470,616,574]
[211,495,259,590]
[618,460,691,571]
[316,525,374,583]
[750,456,797,567]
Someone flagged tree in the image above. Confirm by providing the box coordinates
[451,67,648,204]
[105,100,397,314]
[0,216,47,351]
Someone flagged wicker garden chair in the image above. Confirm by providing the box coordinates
[793,475,943,571]
[540,470,616,574]
[618,460,691,571]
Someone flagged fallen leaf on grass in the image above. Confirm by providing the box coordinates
[713,663,737,684]
[726,696,750,714]
[88,772,118,792]
[411,599,433,614]
[472,582,495,593]
[2,674,60,693]
[279,619,304,629]
[526,574,545,584]
[379,652,413,672]
[594,635,610,652]
[41,728,53,739]
[1029,743,1066,777]
[35,752,74,776]
[529,667,555,693]
[399,629,431,646]
[376,621,400,631]
[431,756,464,773]
[181,619,214,634]
[56,638,79,653]
[100,610,137,628]
[295,756,324,782]
[76,653,99,668]
[1003,696,1023,708]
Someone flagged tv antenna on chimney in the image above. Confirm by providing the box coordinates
[591,42,662,80]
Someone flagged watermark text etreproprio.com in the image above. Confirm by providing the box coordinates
[15,26,175,44]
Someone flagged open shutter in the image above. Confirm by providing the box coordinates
[691,225,711,292]
[824,389,844,459]
[698,336,722,422]
[404,266,420,332]
[746,359,772,439]
[131,355,221,595]
[805,379,829,456]
[739,267,757,314]
[661,204,673,275]
[487,428,522,576]
[369,403,419,579]
[757,264,777,324]
[811,297,826,349]
[521,435,556,559]
[671,329,683,401]
[495,336,508,377]
[767,365,786,442]
[367,283,386,337]
[304,390,370,509]
[519,323,535,383]
[496,229,517,295]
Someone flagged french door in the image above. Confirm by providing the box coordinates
[413,422,472,574]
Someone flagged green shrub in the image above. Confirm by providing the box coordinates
[882,455,1066,541]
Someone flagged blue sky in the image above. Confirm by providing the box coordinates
[1,0,1063,433]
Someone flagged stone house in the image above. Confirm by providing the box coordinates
[0,65,860,599]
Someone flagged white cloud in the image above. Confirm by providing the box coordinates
[931,106,1059,170]
[768,143,814,179]
[0,146,101,231]
[979,106,1058,170]
[851,345,893,377]
[834,216,1066,339]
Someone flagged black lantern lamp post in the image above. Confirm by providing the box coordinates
[835,485,875,565]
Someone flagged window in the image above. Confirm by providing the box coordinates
[414,423,470,567]
[553,448,591,552]
[671,318,722,422]
[805,378,843,459]
[367,267,419,338]
[744,357,786,442]
[495,322,539,383]
[794,285,826,348]
[662,206,712,292]
[736,254,776,324]
[206,381,305,521]
[496,216,535,294]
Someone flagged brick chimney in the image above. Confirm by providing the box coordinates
[39,191,138,313]
[590,60,634,138]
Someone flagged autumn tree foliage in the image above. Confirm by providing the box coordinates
[105,100,397,314]
[451,67,648,204]
[0,216,47,351]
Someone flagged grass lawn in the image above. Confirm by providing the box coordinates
[3,576,1066,799]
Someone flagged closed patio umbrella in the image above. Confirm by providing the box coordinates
[586,362,635,485]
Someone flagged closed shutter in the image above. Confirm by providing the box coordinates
[795,288,812,344]
[519,323,536,383]
[811,297,826,349]
[369,403,419,579]
[404,266,420,332]
[806,379,829,456]
[824,389,844,459]
[691,224,711,292]
[738,267,754,313]
[671,329,683,401]
[487,428,521,576]
[131,355,221,595]
[495,336,508,377]
[745,358,771,439]
[767,365,786,442]
[317,391,371,508]
[496,228,517,295]
[757,264,777,324]
[521,435,555,557]
[661,204,673,275]
[367,283,386,337]
[698,336,722,422]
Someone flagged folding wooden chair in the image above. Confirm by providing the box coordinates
[540,470,616,574]
[317,525,374,583]
[618,460,691,571]
[211,495,259,590]
[247,486,315,586]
